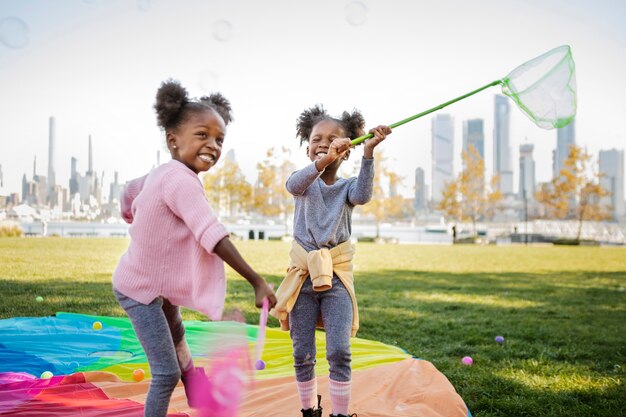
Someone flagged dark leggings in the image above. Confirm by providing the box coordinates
[289,275,353,382]
[114,288,185,417]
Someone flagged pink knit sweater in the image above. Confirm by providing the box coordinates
[112,159,229,320]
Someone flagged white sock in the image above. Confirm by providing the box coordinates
[297,378,318,410]
[329,379,351,416]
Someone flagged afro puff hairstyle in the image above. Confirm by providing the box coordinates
[295,104,365,146]
[154,78,233,132]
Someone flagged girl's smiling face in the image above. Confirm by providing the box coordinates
[308,119,349,163]
[168,109,225,174]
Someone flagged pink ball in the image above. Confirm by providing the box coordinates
[461,356,473,366]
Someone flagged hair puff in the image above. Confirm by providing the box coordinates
[296,105,366,146]
[154,79,189,131]
[199,93,233,126]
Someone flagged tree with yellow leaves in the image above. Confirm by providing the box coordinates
[535,145,611,241]
[358,150,412,238]
[253,147,296,221]
[437,144,502,238]
[203,155,252,219]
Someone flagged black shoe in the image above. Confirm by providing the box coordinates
[301,395,323,417]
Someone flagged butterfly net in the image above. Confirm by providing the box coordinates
[501,45,576,129]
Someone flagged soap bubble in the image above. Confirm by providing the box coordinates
[137,0,152,12]
[345,1,367,26]
[0,17,29,49]
[199,69,221,93]
[213,20,233,42]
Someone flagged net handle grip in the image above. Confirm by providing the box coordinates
[350,79,503,146]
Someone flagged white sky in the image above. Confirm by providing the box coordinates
[1,0,625,198]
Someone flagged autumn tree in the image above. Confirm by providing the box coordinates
[203,155,252,219]
[535,144,611,241]
[437,144,502,237]
[358,150,412,238]
[253,147,296,221]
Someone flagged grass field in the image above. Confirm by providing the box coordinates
[1,238,624,416]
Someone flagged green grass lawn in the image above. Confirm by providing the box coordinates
[1,238,624,416]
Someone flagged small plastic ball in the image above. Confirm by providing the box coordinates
[461,356,473,366]
[495,335,505,344]
[92,321,103,330]
[35,296,43,302]
[40,371,53,379]
[255,359,266,370]
[132,368,145,382]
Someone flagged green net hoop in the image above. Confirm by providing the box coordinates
[350,45,577,145]
[501,45,577,129]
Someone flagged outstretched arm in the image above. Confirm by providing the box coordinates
[214,236,277,309]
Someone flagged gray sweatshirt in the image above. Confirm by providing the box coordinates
[286,157,374,252]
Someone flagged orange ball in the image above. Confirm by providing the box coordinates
[132,368,145,382]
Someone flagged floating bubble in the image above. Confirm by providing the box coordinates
[0,17,29,49]
[345,1,367,26]
[137,0,151,12]
[213,20,233,42]
[198,69,221,93]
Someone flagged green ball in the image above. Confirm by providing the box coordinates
[35,296,43,302]
[40,371,53,379]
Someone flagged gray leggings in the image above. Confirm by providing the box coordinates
[289,275,353,382]
[114,288,185,417]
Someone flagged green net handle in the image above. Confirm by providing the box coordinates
[350,79,503,146]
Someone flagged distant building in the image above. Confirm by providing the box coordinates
[553,121,575,178]
[69,157,79,195]
[599,149,625,220]
[47,117,56,201]
[493,95,513,195]
[414,167,426,212]
[462,118,484,160]
[431,114,454,203]
[109,171,123,204]
[518,143,536,200]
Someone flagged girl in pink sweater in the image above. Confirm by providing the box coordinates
[112,79,276,417]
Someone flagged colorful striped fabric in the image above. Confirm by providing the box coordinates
[0,313,471,416]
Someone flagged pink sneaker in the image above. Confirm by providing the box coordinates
[181,367,212,408]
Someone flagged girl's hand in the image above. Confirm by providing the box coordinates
[255,281,277,309]
[328,137,352,161]
[363,125,392,158]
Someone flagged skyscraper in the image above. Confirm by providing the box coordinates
[462,118,484,160]
[598,149,625,220]
[518,143,535,200]
[493,95,513,195]
[47,117,56,199]
[553,121,575,178]
[431,114,454,203]
[414,167,426,212]
[69,157,79,195]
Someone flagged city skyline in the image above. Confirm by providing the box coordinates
[1,0,625,199]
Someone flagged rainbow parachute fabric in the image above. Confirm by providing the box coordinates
[0,313,471,416]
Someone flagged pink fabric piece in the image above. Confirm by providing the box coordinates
[113,159,230,320]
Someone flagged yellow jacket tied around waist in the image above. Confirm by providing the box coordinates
[270,240,359,337]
